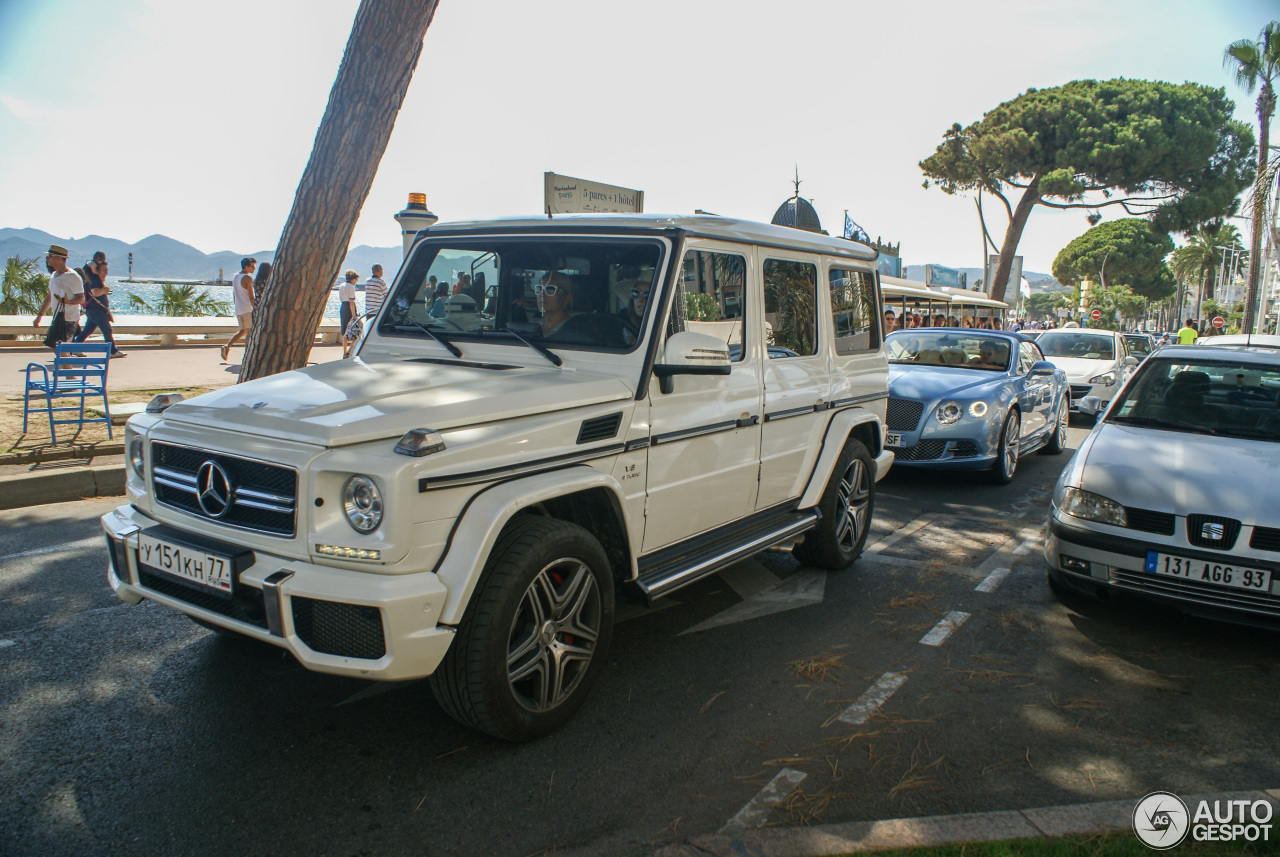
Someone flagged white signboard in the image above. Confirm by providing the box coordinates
[985,254,1023,296]
[544,172,644,215]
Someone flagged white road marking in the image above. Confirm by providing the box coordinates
[837,671,908,726]
[0,537,101,563]
[719,561,781,600]
[0,640,14,648]
[865,513,940,554]
[975,566,1013,593]
[679,570,825,636]
[919,611,971,647]
[720,767,808,833]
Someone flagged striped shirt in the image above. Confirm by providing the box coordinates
[364,276,388,317]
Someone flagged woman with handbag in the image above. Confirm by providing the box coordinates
[32,244,85,347]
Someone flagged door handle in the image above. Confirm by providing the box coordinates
[736,415,760,428]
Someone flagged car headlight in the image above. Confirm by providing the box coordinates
[1058,486,1127,527]
[128,436,145,477]
[1089,371,1118,386]
[342,475,383,533]
[936,401,962,425]
[969,401,988,418]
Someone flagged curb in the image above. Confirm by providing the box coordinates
[0,463,126,510]
[655,789,1280,857]
[0,442,124,466]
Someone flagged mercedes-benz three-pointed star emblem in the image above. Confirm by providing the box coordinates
[196,461,233,518]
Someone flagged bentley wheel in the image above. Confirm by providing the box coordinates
[793,438,875,570]
[1042,398,1068,455]
[429,517,614,741]
[987,411,1020,484]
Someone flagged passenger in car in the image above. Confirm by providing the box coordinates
[537,272,575,337]
[617,274,650,344]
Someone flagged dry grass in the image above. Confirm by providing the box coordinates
[887,592,942,611]
[788,652,849,684]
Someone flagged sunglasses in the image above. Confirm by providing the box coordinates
[631,288,650,299]
[533,283,565,296]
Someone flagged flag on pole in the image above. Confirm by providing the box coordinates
[843,212,869,243]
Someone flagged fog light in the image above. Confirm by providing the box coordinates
[1060,555,1090,574]
[316,544,381,561]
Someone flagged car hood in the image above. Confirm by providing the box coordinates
[889,365,1002,403]
[1042,356,1115,381]
[1079,422,1279,521]
[159,358,635,447]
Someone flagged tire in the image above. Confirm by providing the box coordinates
[987,410,1020,484]
[793,439,875,570]
[429,517,614,742]
[1040,398,1068,455]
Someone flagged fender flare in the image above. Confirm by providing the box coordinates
[434,466,632,625]
[797,409,885,509]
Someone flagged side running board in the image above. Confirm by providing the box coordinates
[634,509,821,605]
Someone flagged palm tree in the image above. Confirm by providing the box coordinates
[1170,224,1244,317]
[1224,21,1280,332]
[2,255,49,315]
[127,283,231,317]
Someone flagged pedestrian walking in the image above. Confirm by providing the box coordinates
[74,256,126,357]
[253,261,272,303]
[339,269,359,358]
[221,257,256,362]
[365,264,388,318]
[1177,318,1198,346]
[32,244,85,343]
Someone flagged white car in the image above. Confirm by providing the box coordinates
[101,214,894,741]
[1046,344,1280,626]
[1034,328,1138,417]
[1199,333,1280,349]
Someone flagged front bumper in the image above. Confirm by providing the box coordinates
[1044,510,1280,627]
[1068,381,1116,412]
[102,504,455,680]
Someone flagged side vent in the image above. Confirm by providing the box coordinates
[577,412,623,445]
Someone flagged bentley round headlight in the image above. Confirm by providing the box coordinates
[342,475,383,533]
[128,436,145,477]
[969,401,988,418]
[936,401,962,425]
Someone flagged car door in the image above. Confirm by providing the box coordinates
[644,241,763,552]
[756,253,830,510]
[1017,341,1050,437]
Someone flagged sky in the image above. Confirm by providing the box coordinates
[0,0,1274,276]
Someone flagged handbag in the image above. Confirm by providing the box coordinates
[43,300,69,349]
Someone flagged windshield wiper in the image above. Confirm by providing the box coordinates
[502,327,562,367]
[392,319,463,358]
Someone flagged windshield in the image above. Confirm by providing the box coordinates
[886,330,1011,371]
[377,237,664,351]
[1036,331,1116,360]
[1108,358,1280,442]
[1124,335,1153,354]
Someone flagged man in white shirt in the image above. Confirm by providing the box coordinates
[221,257,256,362]
[32,244,85,338]
[365,264,388,319]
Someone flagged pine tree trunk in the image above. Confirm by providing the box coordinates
[1242,84,1273,334]
[240,0,439,382]
[988,179,1041,305]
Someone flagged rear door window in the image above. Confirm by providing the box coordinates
[763,258,818,357]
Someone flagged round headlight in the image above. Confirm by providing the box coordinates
[969,401,988,418]
[342,475,383,533]
[936,401,962,425]
[128,437,145,477]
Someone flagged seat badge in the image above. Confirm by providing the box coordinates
[1200,522,1224,541]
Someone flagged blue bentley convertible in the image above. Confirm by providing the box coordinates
[885,330,1070,483]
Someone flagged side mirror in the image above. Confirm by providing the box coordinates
[653,330,731,394]
[1029,360,1056,376]
[1123,355,1139,367]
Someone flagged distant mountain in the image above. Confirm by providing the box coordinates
[0,228,402,282]
[902,264,1059,290]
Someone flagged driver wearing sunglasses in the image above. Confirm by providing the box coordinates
[536,272,574,337]
[616,273,651,343]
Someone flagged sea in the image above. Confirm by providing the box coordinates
[102,277,358,317]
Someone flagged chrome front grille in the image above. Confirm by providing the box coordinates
[886,398,925,431]
[151,442,298,537]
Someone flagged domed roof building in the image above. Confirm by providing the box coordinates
[770,171,823,234]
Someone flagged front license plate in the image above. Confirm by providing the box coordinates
[885,433,906,449]
[138,533,234,594]
[1145,552,1271,591]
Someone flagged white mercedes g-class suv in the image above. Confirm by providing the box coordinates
[102,214,893,740]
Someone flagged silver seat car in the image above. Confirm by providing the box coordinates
[1045,344,1280,626]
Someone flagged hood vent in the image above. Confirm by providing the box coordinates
[577,412,623,445]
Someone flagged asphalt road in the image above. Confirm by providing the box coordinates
[3,419,1278,857]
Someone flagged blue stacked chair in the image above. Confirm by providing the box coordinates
[23,343,114,444]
